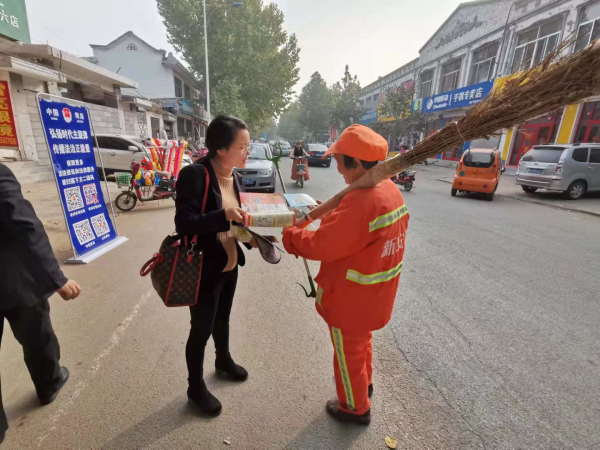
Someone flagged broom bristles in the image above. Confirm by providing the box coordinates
[301,39,600,225]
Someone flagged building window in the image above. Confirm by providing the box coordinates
[126,43,138,51]
[174,77,183,98]
[359,99,364,106]
[575,2,600,53]
[511,18,562,74]
[574,101,600,143]
[419,69,434,98]
[470,42,499,85]
[184,84,191,100]
[440,59,462,93]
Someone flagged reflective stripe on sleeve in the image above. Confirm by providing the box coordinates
[346,261,403,286]
[316,287,324,306]
[332,327,355,411]
[369,204,408,232]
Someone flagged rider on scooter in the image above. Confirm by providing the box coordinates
[291,141,310,181]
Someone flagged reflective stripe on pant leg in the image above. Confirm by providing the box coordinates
[331,327,355,411]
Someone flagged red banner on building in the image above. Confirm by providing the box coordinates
[0,81,19,148]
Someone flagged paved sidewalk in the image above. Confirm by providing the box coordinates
[417,164,600,217]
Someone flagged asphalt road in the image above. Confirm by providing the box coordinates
[2,158,599,449]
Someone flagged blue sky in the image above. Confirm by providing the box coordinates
[25,0,466,93]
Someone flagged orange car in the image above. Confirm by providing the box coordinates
[451,149,505,201]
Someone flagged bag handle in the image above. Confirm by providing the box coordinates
[189,164,210,244]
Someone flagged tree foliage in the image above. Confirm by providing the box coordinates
[330,65,364,130]
[277,66,363,142]
[371,86,429,143]
[156,0,300,133]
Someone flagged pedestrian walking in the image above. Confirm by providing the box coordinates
[175,115,255,416]
[0,163,80,444]
[282,125,409,425]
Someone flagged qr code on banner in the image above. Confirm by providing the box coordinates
[82,183,99,205]
[90,213,110,237]
[72,219,95,245]
[64,186,84,212]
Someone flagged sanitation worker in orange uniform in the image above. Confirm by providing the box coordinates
[282,125,409,425]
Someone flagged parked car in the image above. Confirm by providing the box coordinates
[272,141,292,156]
[306,143,331,167]
[234,143,276,192]
[452,149,504,201]
[93,134,151,177]
[515,144,600,200]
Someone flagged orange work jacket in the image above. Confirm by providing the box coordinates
[283,179,409,332]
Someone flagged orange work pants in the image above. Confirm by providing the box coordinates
[329,326,373,415]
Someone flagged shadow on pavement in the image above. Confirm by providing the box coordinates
[100,395,202,450]
[283,413,367,450]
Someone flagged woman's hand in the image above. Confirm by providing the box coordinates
[225,207,246,223]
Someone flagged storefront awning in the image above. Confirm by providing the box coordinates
[0,54,66,83]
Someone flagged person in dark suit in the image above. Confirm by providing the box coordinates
[175,115,255,416]
[0,163,81,444]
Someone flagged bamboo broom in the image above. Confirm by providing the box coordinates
[299,40,600,227]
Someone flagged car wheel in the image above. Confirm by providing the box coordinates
[451,188,457,197]
[522,186,537,193]
[324,162,331,167]
[566,180,586,200]
[485,192,494,201]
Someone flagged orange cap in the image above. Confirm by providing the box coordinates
[323,124,388,161]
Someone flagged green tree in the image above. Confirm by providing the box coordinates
[277,102,305,141]
[297,71,332,139]
[156,0,300,132]
[212,79,249,120]
[372,85,429,145]
[330,65,364,130]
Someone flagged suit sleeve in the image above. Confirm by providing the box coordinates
[0,164,67,290]
[282,194,372,262]
[174,165,229,235]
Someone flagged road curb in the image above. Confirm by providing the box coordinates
[436,178,600,218]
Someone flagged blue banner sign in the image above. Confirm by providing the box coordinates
[421,80,494,114]
[360,110,378,124]
[39,99,118,258]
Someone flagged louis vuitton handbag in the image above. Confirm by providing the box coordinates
[140,166,209,307]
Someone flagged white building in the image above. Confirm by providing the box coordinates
[362,0,600,164]
[88,31,209,142]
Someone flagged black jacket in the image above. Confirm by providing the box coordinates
[0,163,68,311]
[175,158,248,274]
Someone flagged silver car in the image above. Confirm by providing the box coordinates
[234,143,276,193]
[272,141,292,156]
[515,144,600,200]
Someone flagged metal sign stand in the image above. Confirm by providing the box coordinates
[36,93,127,264]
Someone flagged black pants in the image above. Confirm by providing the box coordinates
[186,267,238,388]
[0,299,61,433]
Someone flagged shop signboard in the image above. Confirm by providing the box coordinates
[421,80,494,114]
[412,98,423,114]
[0,0,30,43]
[38,96,127,263]
[0,81,19,147]
[360,110,378,125]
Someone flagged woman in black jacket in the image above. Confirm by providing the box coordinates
[175,115,253,416]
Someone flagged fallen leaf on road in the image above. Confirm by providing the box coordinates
[385,436,398,449]
[224,439,231,445]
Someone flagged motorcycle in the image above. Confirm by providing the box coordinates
[292,157,308,188]
[391,170,416,192]
[114,160,177,212]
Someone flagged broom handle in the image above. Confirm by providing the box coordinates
[299,152,416,227]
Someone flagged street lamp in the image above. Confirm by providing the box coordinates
[202,0,243,120]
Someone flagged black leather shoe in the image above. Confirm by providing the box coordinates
[368,384,373,398]
[188,382,222,416]
[39,367,69,406]
[326,399,371,425]
[215,356,248,381]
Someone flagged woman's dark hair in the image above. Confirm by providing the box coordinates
[342,154,378,170]
[205,115,249,158]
